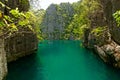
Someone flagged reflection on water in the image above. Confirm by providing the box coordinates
[7,40,120,80]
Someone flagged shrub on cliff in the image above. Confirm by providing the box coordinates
[63,0,100,40]
[0,1,43,40]
[91,27,106,37]
[0,8,35,33]
[113,10,120,27]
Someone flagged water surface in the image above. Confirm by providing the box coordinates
[7,40,120,80]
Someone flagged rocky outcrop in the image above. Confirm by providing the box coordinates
[5,31,38,62]
[0,0,37,79]
[100,0,120,45]
[99,0,120,67]
[41,3,74,40]
[84,0,120,68]
[0,30,38,80]
[0,37,7,80]
[84,8,110,47]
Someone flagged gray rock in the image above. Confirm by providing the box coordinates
[41,3,74,40]
[104,45,115,55]
[0,39,7,80]
[94,45,108,62]
[114,53,120,62]
[115,46,120,53]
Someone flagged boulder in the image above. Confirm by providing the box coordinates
[115,46,120,53]
[103,45,115,55]
[94,45,108,62]
[114,53,120,62]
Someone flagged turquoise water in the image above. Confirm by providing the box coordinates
[7,40,120,80]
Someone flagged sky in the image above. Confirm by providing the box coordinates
[39,0,80,9]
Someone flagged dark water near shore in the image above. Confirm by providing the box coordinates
[7,40,120,80]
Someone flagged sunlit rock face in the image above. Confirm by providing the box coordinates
[0,38,7,80]
[41,3,74,40]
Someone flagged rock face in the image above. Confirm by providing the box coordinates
[41,3,74,40]
[0,30,38,80]
[0,0,37,79]
[84,0,120,68]
[100,0,120,45]
[5,31,38,62]
[0,37,7,80]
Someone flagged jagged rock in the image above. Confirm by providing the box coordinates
[0,31,38,80]
[5,31,38,62]
[114,53,120,62]
[0,38,7,80]
[103,45,115,55]
[110,41,117,48]
[94,45,109,62]
[115,46,120,53]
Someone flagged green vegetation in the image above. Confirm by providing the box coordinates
[0,0,102,41]
[91,26,106,37]
[113,10,120,27]
[63,0,100,40]
[0,8,34,33]
[38,0,101,40]
[0,1,43,41]
[33,9,45,41]
[40,3,74,39]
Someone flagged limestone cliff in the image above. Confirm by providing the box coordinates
[84,0,120,67]
[0,37,7,80]
[41,3,74,40]
[0,0,38,79]
[5,31,38,62]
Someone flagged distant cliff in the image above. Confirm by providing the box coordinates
[41,3,74,40]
